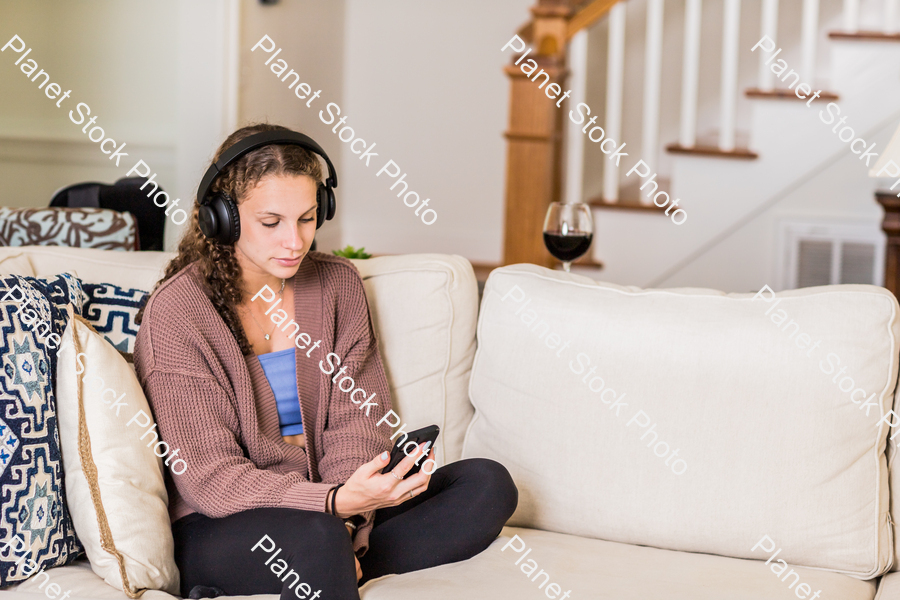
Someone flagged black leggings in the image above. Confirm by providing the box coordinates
[172,458,518,600]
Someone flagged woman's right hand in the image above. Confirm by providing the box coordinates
[333,444,434,517]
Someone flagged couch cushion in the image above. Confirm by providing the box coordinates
[0,248,480,466]
[350,254,478,465]
[0,274,86,586]
[14,527,876,600]
[0,247,173,291]
[464,265,899,578]
[877,571,900,598]
[360,527,876,600]
[884,348,900,572]
[8,558,179,600]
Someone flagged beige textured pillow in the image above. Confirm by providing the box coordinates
[56,310,179,595]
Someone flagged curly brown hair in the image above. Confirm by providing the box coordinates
[136,123,324,355]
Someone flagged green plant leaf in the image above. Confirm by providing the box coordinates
[332,244,371,259]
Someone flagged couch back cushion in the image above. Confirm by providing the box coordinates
[0,247,480,466]
[0,247,172,291]
[463,264,899,578]
[351,254,478,465]
[886,355,900,570]
[0,248,170,355]
[0,251,36,277]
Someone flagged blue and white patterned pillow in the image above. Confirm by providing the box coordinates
[0,273,85,586]
[81,283,148,355]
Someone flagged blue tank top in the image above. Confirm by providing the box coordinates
[257,347,303,436]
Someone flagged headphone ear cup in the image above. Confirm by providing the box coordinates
[198,203,218,240]
[218,192,240,244]
[325,186,336,222]
[316,184,328,230]
[201,192,240,244]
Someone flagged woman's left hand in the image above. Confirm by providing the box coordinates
[333,445,435,516]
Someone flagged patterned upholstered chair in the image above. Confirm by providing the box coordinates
[0,207,139,251]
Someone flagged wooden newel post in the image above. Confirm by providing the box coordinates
[502,3,571,268]
[877,191,900,297]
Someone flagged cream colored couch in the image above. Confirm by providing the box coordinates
[2,246,900,600]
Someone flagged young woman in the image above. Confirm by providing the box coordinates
[133,123,517,600]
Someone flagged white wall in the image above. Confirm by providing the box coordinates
[658,116,894,292]
[0,0,179,219]
[231,0,537,260]
[1,0,532,261]
[0,0,238,251]
[238,0,347,252]
[337,0,533,261]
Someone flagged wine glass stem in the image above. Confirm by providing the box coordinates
[563,261,571,273]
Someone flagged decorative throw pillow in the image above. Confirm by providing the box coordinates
[55,312,179,596]
[81,284,148,355]
[0,273,85,587]
[0,207,138,251]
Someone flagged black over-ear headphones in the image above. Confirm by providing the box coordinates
[196,130,338,244]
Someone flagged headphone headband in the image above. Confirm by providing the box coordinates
[196,129,338,244]
[197,130,338,206]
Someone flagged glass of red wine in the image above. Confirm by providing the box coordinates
[542,202,593,273]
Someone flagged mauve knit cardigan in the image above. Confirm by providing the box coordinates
[133,252,393,554]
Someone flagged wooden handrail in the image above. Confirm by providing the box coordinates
[566,0,622,39]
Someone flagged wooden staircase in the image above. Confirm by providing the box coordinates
[501,0,900,291]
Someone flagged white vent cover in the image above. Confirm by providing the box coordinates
[777,220,885,290]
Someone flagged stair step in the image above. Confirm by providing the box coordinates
[666,143,758,159]
[745,88,839,101]
[829,31,900,41]
[587,178,682,214]
[588,197,665,212]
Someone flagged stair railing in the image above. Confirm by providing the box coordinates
[502,0,900,266]
[567,0,900,206]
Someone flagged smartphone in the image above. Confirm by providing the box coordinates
[381,424,440,478]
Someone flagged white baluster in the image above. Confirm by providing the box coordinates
[719,0,741,152]
[758,0,779,92]
[679,0,702,147]
[886,0,899,34]
[843,0,859,32]
[604,2,626,202]
[564,30,589,206]
[800,0,820,83]
[642,0,665,202]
